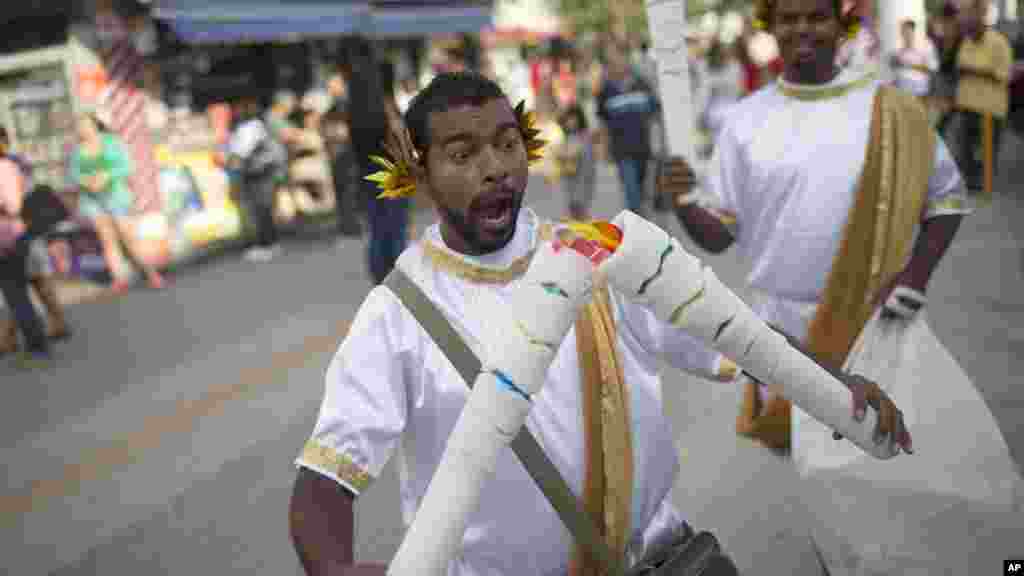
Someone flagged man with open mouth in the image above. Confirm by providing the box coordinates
[288,71,742,576]
[287,70,910,576]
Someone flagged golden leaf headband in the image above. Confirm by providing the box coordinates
[365,100,548,200]
[751,1,860,39]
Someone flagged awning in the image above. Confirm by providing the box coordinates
[154,1,371,44]
[154,0,494,44]
[369,1,493,37]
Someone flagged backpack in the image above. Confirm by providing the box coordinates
[240,120,287,180]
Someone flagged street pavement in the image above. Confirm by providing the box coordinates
[2,132,1022,575]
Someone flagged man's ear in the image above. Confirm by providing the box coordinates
[413,155,436,202]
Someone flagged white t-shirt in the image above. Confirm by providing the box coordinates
[227,118,268,160]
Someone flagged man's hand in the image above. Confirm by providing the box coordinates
[655,156,698,208]
[832,374,914,454]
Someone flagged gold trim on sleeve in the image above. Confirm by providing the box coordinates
[299,440,373,493]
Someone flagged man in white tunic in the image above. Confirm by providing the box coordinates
[288,71,909,576]
[664,0,969,454]
[662,0,1021,573]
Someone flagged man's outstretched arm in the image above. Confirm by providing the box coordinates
[290,468,387,576]
[599,211,913,457]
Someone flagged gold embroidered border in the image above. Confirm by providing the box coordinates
[419,215,548,285]
[299,440,373,493]
[778,72,877,102]
[421,240,535,285]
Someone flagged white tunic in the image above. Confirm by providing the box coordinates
[700,68,970,340]
[699,67,1006,576]
[297,208,726,575]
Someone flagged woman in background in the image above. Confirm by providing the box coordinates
[347,38,409,283]
[554,105,596,220]
[70,112,165,292]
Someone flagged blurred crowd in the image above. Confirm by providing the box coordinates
[2,0,1020,369]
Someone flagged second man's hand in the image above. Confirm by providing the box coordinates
[764,325,913,454]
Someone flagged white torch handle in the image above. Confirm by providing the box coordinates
[388,376,531,576]
[599,211,895,460]
[646,0,697,161]
[388,232,596,576]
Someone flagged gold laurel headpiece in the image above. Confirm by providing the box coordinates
[751,0,860,39]
[365,100,548,200]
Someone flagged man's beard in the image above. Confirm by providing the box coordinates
[439,195,524,255]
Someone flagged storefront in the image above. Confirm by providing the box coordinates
[0,16,245,283]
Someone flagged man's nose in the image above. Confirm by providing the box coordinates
[480,146,508,183]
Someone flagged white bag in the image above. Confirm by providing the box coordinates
[794,310,1024,575]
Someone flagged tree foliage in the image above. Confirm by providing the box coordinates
[554,0,753,40]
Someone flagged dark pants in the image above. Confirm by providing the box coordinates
[363,174,409,284]
[333,150,362,236]
[0,240,48,355]
[616,156,651,215]
[244,176,280,248]
[959,110,1005,191]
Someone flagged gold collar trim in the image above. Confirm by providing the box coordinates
[778,71,877,101]
[420,210,553,285]
[421,241,535,285]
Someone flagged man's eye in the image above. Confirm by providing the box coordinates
[449,149,471,162]
[502,139,520,151]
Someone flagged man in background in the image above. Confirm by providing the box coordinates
[325,71,361,238]
[954,0,1013,193]
[596,39,660,216]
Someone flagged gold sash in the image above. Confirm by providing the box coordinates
[739,86,936,451]
[505,224,632,575]
[571,284,634,576]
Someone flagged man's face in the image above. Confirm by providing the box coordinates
[774,0,842,83]
[420,98,529,255]
[966,0,989,34]
[902,24,915,47]
[606,44,629,81]
[328,75,346,98]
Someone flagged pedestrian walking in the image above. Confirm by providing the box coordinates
[347,39,409,283]
[69,112,165,292]
[596,40,660,216]
[228,97,288,262]
[325,70,362,238]
[554,105,596,220]
[0,127,70,355]
[0,157,51,369]
[954,0,1013,193]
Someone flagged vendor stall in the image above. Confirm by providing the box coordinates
[0,31,244,285]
